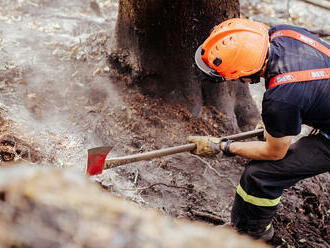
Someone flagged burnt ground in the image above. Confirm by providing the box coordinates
[0,1,329,247]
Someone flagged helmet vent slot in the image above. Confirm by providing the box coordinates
[231,70,237,75]
[213,57,222,66]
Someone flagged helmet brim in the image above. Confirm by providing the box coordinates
[194,45,225,81]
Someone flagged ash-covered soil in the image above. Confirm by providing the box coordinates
[0,0,329,247]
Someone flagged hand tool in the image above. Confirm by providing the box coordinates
[86,129,264,176]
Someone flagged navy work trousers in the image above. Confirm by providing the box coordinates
[231,134,330,236]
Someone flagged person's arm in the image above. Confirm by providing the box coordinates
[221,129,292,160]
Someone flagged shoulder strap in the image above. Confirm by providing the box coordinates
[270,29,330,57]
[268,30,330,89]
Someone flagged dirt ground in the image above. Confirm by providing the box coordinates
[0,0,329,247]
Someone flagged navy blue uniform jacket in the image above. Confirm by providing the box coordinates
[262,25,330,138]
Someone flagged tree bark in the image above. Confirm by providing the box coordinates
[110,0,259,131]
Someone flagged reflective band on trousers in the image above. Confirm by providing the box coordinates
[237,184,281,207]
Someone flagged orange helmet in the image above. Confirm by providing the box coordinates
[195,18,269,81]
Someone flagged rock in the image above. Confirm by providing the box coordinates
[0,166,269,248]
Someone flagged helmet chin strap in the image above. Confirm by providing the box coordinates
[250,75,261,84]
[239,54,269,84]
[239,73,261,84]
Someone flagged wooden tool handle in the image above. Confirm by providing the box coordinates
[105,129,264,169]
[105,143,196,169]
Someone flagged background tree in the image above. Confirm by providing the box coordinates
[109,0,259,131]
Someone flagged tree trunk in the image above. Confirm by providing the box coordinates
[109,0,259,131]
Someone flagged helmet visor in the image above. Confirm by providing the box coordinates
[194,45,225,81]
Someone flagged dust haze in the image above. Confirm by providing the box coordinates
[0,0,121,171]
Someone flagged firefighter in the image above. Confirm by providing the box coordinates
[191,18,330,240]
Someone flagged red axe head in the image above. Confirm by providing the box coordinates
[86,146,112,176]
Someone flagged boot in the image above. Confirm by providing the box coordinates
[259,224,274,241]
[249,224,274,241]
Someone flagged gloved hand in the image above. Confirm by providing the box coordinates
[255,120,266,141]
[188,136,221,156]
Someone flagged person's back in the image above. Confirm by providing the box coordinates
[263,24,330,138]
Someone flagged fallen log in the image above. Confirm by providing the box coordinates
[241,13,330,38]
[0,166,270,248]
[300,0,330,11]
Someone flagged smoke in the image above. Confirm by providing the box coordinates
[0,0,121,171]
